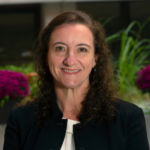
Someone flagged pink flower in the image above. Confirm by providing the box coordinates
[0,70,30,100]
[136,65,150,90]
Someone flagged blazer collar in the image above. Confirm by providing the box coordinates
[44,92,101,128]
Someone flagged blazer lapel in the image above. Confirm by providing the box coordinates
[73,118,110,150]
[33,93,67,150]
[33,118,67,150]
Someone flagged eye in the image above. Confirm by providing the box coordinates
[55,46,65,51]
[79,48,88,52]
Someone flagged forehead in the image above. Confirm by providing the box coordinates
[49,23,94,44]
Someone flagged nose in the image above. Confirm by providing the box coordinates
[63,50,77,66]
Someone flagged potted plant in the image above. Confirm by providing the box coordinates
[0,70,30,124]
[105,17,150,103]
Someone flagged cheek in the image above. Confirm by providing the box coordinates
[48,53,58,66]
[47,54,63,74]
[82,56,95,70]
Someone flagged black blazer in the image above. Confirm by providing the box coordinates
[3,95,150,150]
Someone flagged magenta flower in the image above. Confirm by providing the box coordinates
[136,65,150,90]
[0,70,30,101]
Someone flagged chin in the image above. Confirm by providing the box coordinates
[62,81,80,89]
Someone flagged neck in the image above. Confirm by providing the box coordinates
[54,82,89,121]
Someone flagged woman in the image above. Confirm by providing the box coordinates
[3,11,149,150]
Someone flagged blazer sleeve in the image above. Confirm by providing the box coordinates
[3,109,20,150]
[127,107,150,150]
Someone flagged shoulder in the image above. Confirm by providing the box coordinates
[114,100,149,149]
[115,99,144,123]
[13,103,35,116]
[8,103,36,126]
[115,99,142,114]
[4,103,38,150]
[116,99,141,112]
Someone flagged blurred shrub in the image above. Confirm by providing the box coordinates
[0,63,35,74]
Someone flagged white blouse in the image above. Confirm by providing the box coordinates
[61,119,80,150]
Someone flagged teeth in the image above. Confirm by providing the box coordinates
[62,69,79,73]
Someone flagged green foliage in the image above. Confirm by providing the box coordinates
[99,16,122,44]
[104,17,150,114]
[105,31,122,44]
[0,63,35,73]
[116,18,150,95]
[106,17,150,104]
[0,96,9,107]
[28,75,39,98]
[98,16,115,27]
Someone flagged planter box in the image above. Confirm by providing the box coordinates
[0,101,16,124]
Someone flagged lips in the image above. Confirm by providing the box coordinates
[61,68,80,73]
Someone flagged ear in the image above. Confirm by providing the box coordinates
[93,55,98,67]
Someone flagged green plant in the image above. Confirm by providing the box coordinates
[116,17,150,96]
[0,63,35,74]
[98,16,115,27]
[105,17,150,103]
[99,16,122,44]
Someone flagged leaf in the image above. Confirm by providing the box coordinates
[125,21,141,36]
[105,31,122,44]
[0,99,5,107]
[102,16,114,27]
[141,16,150,30]
[122,37,134,62]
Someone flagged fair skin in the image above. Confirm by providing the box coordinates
[47,23,96,121]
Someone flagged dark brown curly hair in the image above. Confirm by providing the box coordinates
[33,10,119,127]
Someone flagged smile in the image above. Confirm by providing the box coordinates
[61,68,80,73]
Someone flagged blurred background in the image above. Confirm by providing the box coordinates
[0,0,150,65]
[0,0,150,149]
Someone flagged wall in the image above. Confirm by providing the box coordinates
[41,2,76,28]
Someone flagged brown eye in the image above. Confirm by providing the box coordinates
[79,48,88,52]
[56,46,65,51]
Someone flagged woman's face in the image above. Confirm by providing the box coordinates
[47,23,96,89]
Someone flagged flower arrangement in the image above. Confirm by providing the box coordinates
[0,63,39,99]
[0,70,30,107]
[136,65,150,94]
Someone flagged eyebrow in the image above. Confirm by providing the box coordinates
[52,42,91,48]
[52,42,67,47]
[77,43,90,48]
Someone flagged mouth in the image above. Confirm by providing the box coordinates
[61,68,80,73]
